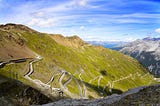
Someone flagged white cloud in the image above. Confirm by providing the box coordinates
[28,18,57,27]
[80,26,85,30]
[87,19,93,23]
[124,37,136,42]
[83,36,102,41]
[32,11,44,17]
[73,0,88,6]
[155,28,160,34]
[121,13,160,19]
[39,0,88,13]
[116,19,147,24]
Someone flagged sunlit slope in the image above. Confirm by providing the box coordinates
[0,28,35,61]
[0,24,155,99]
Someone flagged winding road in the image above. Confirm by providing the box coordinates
[46,73,61,85]
[78,71,88,98]
[1,54,157,99]
[63,76,72,88]
[103,72,154,93]
[24,55,42,77]
[89,75,103,89]
[58,71,79,98]
[24,55,62,95]
[21,55,89,98]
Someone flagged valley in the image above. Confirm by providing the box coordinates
[0,53,157,101]
[0,24,159,105]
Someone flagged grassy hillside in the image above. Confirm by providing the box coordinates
[0,24,156,99]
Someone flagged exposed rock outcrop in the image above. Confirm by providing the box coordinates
[115,38,160,77]
[41,84,160,106]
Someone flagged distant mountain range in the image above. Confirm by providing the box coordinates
[113,37,160,77]
[87,41,128,48]
[143,37,160,41]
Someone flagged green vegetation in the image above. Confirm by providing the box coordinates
[0,24,157,99]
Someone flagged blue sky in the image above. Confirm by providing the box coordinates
[0,0,160,41]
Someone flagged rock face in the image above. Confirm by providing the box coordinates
[0,75,52,106]
[41,84,160,106]
[116,38,160,77]
[111,84,160,106]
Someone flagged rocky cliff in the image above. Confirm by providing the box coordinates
[41,84,160,106]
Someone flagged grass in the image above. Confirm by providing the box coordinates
[0,24,157,99]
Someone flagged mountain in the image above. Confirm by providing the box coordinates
[42,84,160,106]
[87,41,128,48]
[0,24,156,102]
[115,38,160,77]
[143,37,160,41]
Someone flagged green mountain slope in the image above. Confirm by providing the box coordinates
[0,23,156,99]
